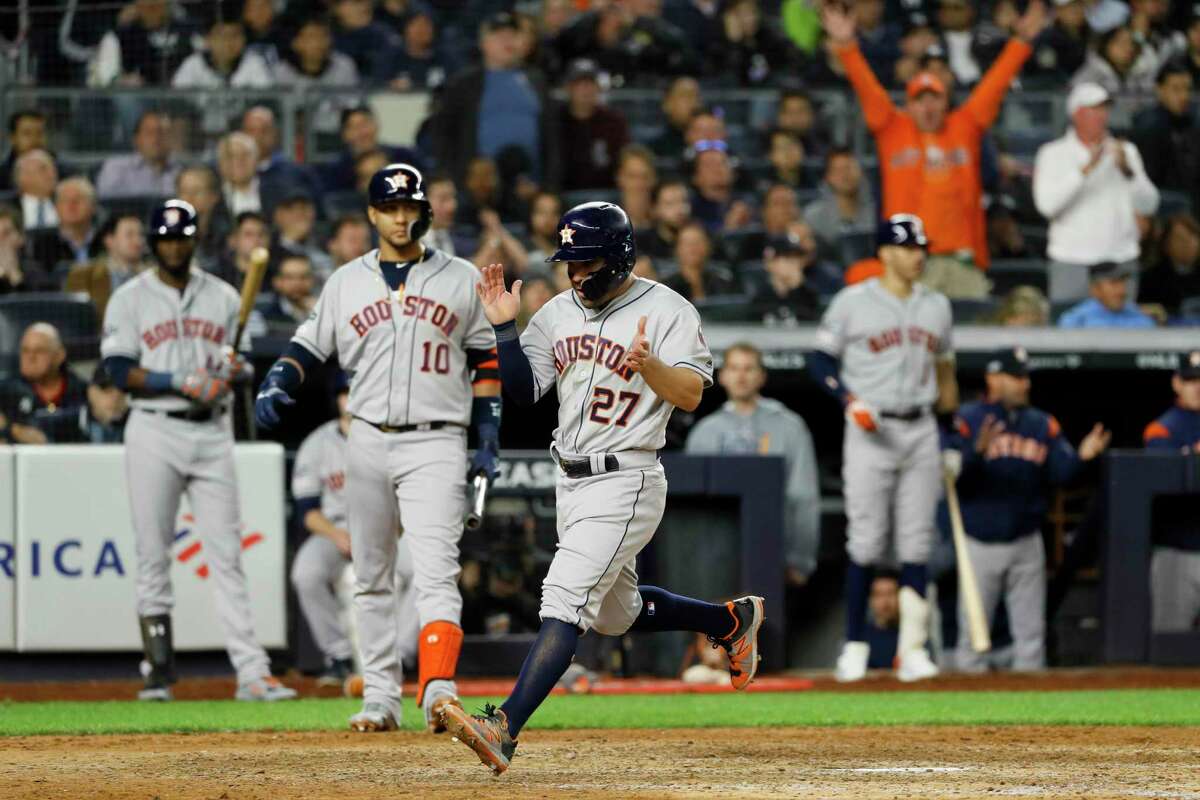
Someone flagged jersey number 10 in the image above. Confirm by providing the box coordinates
[590,387,641,426]
[420,341,451,374]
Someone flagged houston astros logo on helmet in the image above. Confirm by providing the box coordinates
[164,207,181,226]
[559,225,575,245]
[386,172,409,192]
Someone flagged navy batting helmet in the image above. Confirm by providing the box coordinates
[876,213,928,250]
[148,199,198,241]
[367,163,432,240]
[546,202,636,301]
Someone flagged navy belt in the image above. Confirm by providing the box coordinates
[879,407,929,422]
[559,455,619,479]
[149,407,220,422]
[362,419,458,434]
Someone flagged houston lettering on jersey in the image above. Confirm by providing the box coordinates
[553,334,635,380]
[867,326,941,354]
[141,318,226,349]
[983,433,1048,465]
[325,471,345,492]
[349,294,460,338]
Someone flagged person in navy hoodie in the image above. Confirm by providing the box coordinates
[943,346,1111,672]
[1143,349,1200,631]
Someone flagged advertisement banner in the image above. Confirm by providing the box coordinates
[0,446,13,651]
[13,444,286,652]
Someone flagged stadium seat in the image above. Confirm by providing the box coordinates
[0,293,99,365]
[949,297,999,323]
[1159,190,1193,219]
[694,294,756,323]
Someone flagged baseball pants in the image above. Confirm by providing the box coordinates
[540,458,668,634]
[344,420,466,713]
[842,416,941,567]
[1151,546,1200,632]
[956,532,1046,673]
[124,409,271,685]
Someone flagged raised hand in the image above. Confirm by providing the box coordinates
[623,315,651,374]
[821,2,856,45]
[475,262,522,326]
[1078,422,1112,461]
[1013,0,1049,42]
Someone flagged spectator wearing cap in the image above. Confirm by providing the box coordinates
[321,107,425,194]
[1034,83,1159,302]
[942,346,1111,672]
[27,176,101,278]
[686,341,822,584]
[0,110,50,193]
[376,10,455,90]
[705,0,798,87]
[0,323,90,445]
[88,0,199,88]
[431,12,562,192]
[822,2,1047,299]
[803,148,878,264]
[271,186,333,278]
[82,364,130,444]
[689,141,753,234]
[274,15,361,117]
[751,233,821,326]
[551,0,698,86]
[330,0,403,81]
[1057,261,1156,328]
[616,145,657,230]
[1132,61,1200,211]
[663,221,737,301]
[240,107,322,217]
[13,149,58,232]
[94,111,181,199]
[1139,213,1200,317]
[258,252,318,327]
[1143,350,1200,630]
[636,179,692,260]
[559,60,630,191]
[1069,23,1156,94]
[650,77,703,158]
[176,164,230,273]
[1026,0,1090,85]
[65,213,150,328]
[0,205,40,293]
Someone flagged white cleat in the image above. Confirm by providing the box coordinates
[835,640,870,683]
[137,685,173,701]
[896,648,940,682]
[235,676,298,701]
[349,702,400,732]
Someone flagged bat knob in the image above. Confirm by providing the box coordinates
[250,246,270,264]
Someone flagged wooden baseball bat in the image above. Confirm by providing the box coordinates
[943,469,991,653]
[233,246,270,351]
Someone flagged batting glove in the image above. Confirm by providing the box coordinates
[213,345,253,383]
[254,385,295,430]
[469,438,500,481]
[845,398,880,433]
[941,449,963,480]
[175,370,231,405]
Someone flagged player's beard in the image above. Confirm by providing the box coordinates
[154,240,194,276]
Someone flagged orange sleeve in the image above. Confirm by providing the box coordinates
[844,258,883,286]
[1046,415,1061,439]
[960,38,1033,131]
[834,42,896,134]
[1144,421,1171,443]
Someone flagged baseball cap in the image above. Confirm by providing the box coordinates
[564,58,601,84]
[876,213,929,249]
[1066,82,1110,116]
[763,233,808,259]
[482,11,519,33]
[986,346,1031,377]
[277,183,313,205]
[1178,350,1200,379]
[906,71,947,100]
[1088,261,1134,282]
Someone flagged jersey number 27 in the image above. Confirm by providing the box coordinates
[590,387,640,426]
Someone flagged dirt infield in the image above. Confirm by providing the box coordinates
[4,667,1200,702]
[4,725,1198,799]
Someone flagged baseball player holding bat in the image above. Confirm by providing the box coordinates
[255,164,501,733]
[438,201,765,775]
[808,214,961,683]
[100,199,296,702]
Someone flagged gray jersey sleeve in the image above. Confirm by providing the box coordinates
[814,292,848,357]
[99,288,141,360]
[291,429,323,500]
[655,305,714,387]
[292,286,337,360]
[519,310,559,403]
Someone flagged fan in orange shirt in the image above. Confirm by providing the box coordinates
[821,1,1049,299]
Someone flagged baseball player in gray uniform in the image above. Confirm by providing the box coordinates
[289,374,419,684]
[101,199,297,702]
[438,201,765,776]
[808,213,960,683]
[256,164,500,733]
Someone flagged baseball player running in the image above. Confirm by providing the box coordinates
[100,199,297,702]
[255,164,500,733]
[438,201,765,775]
[808,213,960,683]
[290,373,420,684]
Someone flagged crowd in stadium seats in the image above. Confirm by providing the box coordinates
[2,0,1200,371]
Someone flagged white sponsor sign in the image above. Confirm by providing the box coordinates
[13,444,286,652]
[0,446,14,651]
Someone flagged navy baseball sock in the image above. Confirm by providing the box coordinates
[900,562,928,597]
[500,619,579,738]
[629,585,736,638]
[845,562,874,642]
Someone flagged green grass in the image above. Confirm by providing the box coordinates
[2,689,1199,737]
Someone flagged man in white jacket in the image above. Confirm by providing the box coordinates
[1033,82,1160,302]
[172,15,274,135]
